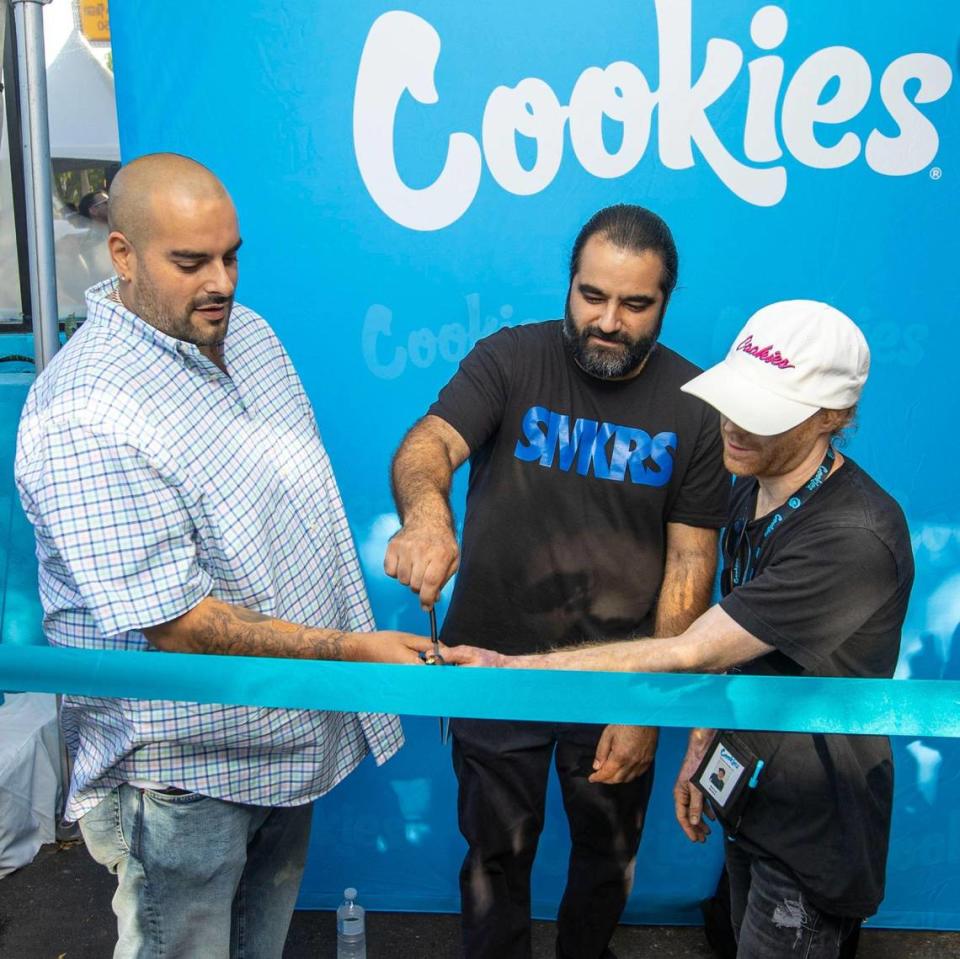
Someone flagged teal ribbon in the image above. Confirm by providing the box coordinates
[2,646,959,737]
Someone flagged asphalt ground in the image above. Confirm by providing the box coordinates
[1,841,959,958]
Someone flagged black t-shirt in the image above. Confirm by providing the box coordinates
[429,320,729,654]
[719,459,914,917]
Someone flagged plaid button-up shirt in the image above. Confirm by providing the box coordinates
[15,278,403,821]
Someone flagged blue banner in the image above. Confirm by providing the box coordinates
[65,0,960,928]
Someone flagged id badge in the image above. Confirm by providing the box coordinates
[693,732,764,828]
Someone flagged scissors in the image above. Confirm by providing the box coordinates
[429,606,443,666]
[418,607,451,744]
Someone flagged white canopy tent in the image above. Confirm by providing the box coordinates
[46,26,118,162]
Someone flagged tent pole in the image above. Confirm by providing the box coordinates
[3,2,33,331]
[12,0,57,372]
[0,1,5,142]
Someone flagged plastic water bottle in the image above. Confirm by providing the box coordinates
[336,887,366,959]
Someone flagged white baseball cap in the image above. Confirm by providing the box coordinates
[681,300,870,436]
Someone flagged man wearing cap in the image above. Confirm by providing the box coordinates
[447,300,915,958]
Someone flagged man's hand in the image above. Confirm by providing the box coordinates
[673,728,716,843]
[387,415,469,608]
[351,631,435,665]
[384,522,459,610]
[589,724,659,784]
[442,645,508,668]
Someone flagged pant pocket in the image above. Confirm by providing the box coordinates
[78,788,128,873]
[142,788,208,806]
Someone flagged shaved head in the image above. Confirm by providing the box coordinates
[108,153,230,247]
[106,153,241,368]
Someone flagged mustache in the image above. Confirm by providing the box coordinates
[192,294,232,309]
[583,326,632,346]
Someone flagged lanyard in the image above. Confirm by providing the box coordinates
[721,446,835,594]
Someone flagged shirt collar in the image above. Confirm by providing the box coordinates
[84,276,209,362]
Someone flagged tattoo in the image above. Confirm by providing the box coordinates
[149,598,355,661]
[232,607,271,625]
[314,630,349,661]
[654,546,717,638]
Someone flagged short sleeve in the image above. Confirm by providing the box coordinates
[25,421,212,636]
[427,328,516,452]
[668,403,729,528]
[720,523,899,670]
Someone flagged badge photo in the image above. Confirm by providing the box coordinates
[693,733,762,817]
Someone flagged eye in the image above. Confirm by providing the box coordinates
[175,262,202,273]
[582,293,604,304]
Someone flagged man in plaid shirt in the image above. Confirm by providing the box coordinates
[15,153,429,958]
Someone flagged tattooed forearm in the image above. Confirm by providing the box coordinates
[654,526,718,638]
[144,597,358,661]
[231,607,271,625]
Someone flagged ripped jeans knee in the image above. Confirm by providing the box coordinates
[726,844,859,959]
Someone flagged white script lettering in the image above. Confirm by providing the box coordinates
[352,3,953,230]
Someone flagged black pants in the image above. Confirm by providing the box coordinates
[452,718,654,959]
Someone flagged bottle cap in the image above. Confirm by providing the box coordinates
[344,887,357,901]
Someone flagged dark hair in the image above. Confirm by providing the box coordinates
[78,191,108,219]
[569,204,679,308]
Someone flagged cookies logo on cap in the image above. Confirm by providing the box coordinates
[735,335,796,371]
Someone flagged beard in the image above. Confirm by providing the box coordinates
[721,413,825,480]
[133,267,232,348]
[562,301,661,380]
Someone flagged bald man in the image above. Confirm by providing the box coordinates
[15,153,430,958]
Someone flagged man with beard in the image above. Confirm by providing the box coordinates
[446,301,915,959]
[384,205,729,959]
[15,153,429,958]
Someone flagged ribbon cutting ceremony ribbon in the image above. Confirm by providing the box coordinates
[1,646,959,737]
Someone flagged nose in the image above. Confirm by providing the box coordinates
[206,258,236,297]
[720,416,739,438]
[721,417,751,445]
[595,300,621,334]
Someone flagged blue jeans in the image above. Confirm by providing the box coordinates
[78,784,313,959]
[726,840,859,958]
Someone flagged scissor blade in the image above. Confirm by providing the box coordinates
[429,607,440,659]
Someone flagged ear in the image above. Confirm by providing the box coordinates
[108,231,136,283]
[818,407,854,435]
